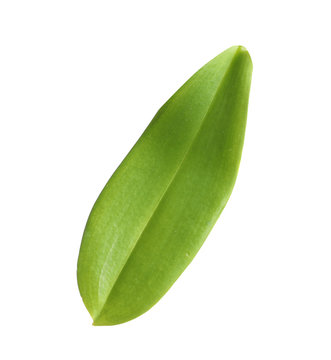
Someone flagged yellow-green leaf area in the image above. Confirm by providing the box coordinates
[77,45,253,325]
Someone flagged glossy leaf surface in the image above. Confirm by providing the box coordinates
[77,46,253,325]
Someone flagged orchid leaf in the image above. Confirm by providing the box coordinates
[77,45,253,325]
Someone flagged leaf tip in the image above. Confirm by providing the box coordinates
[235,45,253,66]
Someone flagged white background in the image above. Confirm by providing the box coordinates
[1,1,330,359]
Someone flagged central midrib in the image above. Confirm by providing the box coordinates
[94,49,239,321]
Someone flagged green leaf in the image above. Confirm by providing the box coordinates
[77,45,253,325]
